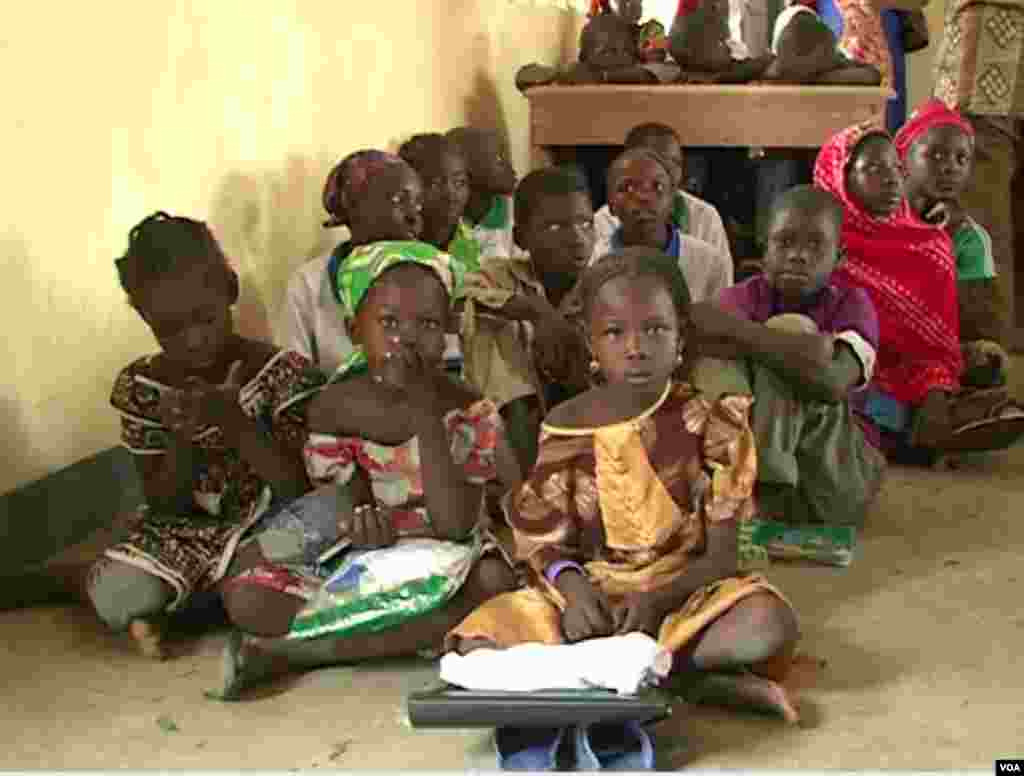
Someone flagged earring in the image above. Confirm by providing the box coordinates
[676,352,684,365]
[589,358,601,375]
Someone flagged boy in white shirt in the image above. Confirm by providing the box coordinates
[593,123,733,270]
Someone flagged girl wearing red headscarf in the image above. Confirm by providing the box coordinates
[895,100,1006,376]
[814,122,1024,457]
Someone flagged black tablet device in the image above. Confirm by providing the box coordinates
[407,684,673,729]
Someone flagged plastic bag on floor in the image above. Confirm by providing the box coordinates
[286,535,483,640]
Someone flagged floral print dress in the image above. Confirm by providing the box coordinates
[100,349,322,610]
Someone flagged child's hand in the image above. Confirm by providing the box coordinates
[534,314,586,381]
[344,503,398,550]
[186,360,246,427]
[613,591,669,638]
[375,340,445,411]
[910,389,952,448]
[556,571,616,643]
[690,301,740,343]
[158,388,203,438]
[923,199,966,234]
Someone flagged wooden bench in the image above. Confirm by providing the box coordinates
[525,84,891,168]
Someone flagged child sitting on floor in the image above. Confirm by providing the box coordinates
[447,248,803,725]
[692,185,885,526]
[445,127,520,259]
[88,212,323,658]
[276,150,424,375]
[894,99,1010,389]
[595,147,733,301]
[398,133,481,275]
[814,122,1024,458]
[594,122,733,268]
[214,241,521,699]
[460,166,596,472]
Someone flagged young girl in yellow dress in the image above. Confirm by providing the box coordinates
[447,247,803,723]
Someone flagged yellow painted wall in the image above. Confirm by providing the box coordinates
[1,0,947,495]
[0,0,585,494]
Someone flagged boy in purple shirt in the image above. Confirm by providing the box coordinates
[692,185,885,527]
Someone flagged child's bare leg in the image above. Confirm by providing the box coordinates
[669,593,801,722]
[690,593,798,669]
[217,557,516,700]
[87,558,174,659]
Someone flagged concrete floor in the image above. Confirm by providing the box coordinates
[4,393,1024,769]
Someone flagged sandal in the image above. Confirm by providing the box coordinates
[494,726,570,771]
[573,720,655,771]
[942,389,1024,454]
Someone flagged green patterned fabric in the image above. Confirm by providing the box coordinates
[332,240,465,379]
[671,190,689,234]
[446,220,482,279]
[479,194,510,229]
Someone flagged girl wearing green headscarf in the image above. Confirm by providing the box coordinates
[214,241,521,700]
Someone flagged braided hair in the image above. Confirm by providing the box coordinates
[321,150,413,228]
[115,212,230,298]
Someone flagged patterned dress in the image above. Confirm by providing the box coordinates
[304,398,503,536]
[101,349,322,609]
[447,382,794,656]
[222,396,510,641]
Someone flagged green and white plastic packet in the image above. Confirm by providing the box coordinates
[287,534,483,641]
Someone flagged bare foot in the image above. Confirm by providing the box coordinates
[129,618,166,660]
[669,670,801,724]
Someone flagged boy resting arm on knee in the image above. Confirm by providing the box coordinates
[692,185,877,405]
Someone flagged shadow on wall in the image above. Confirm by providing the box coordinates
[0,397,43,496]
[209,152,340,343]
[464,33,510,143]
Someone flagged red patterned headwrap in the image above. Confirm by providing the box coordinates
[814,122,962,404]
[893,98,974,160]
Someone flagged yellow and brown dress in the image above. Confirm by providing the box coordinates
[447,381,794,654]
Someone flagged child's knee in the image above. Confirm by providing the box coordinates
[765,313,819,335]
[222,584,300,637]
[746,592,800,645]
[87,559,172,631]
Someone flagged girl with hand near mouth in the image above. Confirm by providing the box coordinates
[895,100,1009,382]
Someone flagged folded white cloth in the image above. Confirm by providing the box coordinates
[439,633,673,696]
